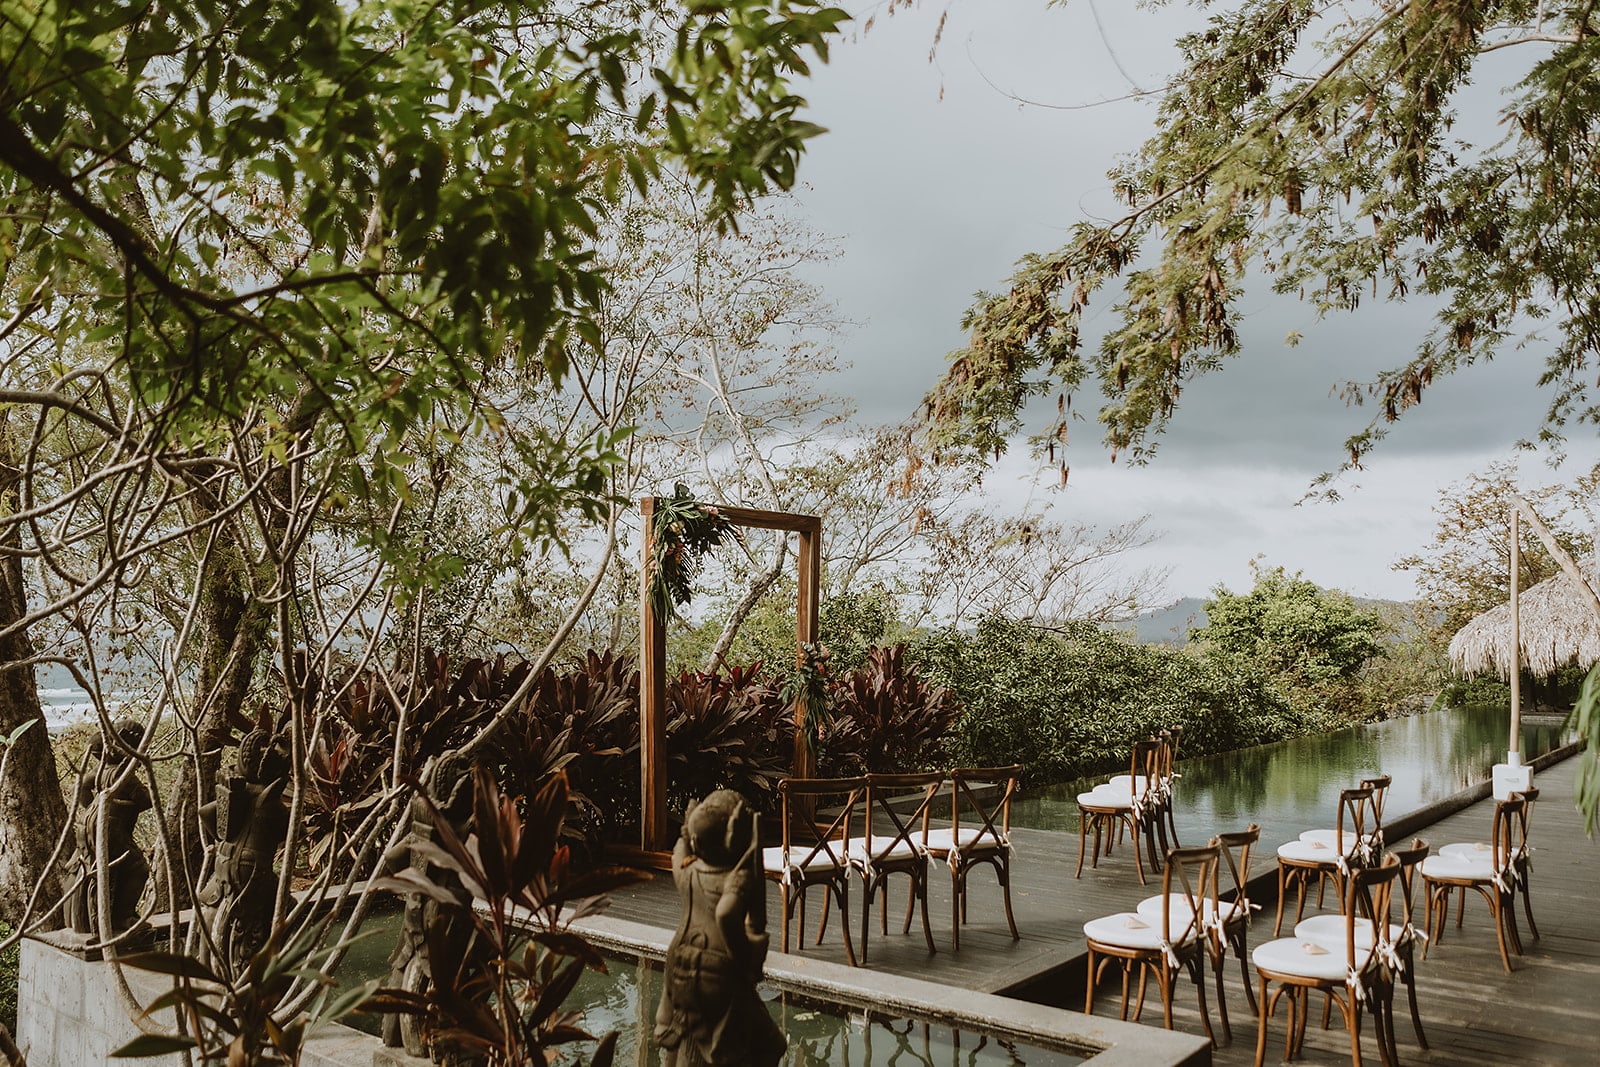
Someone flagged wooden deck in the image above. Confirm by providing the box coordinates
[601,752,1598,1065]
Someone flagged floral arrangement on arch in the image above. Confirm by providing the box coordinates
[647,483,737,622]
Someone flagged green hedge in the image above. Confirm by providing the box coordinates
[910,617,1306,785]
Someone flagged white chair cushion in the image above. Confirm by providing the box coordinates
[1107,774,1156,792]
[761,845,844,874]
[846,835,922,865]
[1299,829,1343,848]
[1293,915,1401,949]
[1440,841,1491,861]
[1077,785,1134,811]
[1135,894,1246,928]
[1420,853,1495,881]
[1277,838,1341,863]
[1084,912,1199,951]
[923,826,1005,854]
[1253,937,1366,982]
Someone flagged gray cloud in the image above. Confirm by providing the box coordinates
[784,2,1593,599]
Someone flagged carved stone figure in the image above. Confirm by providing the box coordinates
[383,752,483,1064]
[197,727,291,975]
[64,719,152,941]
[654,790,785,1067]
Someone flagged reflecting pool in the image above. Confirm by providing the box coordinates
[1009,704,1573,842]
[341,917,1083,1066]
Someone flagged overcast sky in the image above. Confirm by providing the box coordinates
[782,0,1600,603]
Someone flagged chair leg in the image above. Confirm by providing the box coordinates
[1210,945,1231,1045]
[1343,990,1363,1067]
[1076,812,1089,878]
[902,876,915,935]
[1234,928,1258,1013]
[860,877,873,964]
[780,884,793,953]
[951,868,962,952]
[835,881,858,967]
[1491,892,1514,973]
[1252,977,1272,1067]
[917,867,936,954]
[1520,879,1541,941]
[1274,865,1290,936]
[999,862,1019,941]
[1402,947,1428,1049]
[1130,816,1147,886]
[1084,948,1098,1016]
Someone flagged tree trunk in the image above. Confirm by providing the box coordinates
[158,492,274,909]
[0,422,66,927]
[706,537,788,672]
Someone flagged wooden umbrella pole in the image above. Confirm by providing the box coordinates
[1509,505,1521,765]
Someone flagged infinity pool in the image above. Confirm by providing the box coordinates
[1009,703,1573,842]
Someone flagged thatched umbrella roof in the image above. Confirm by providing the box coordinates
[1449,554,1600,679]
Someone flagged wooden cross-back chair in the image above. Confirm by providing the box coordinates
[1077,738,1165,884]
[1085,841,1226,1046]
[1296,837,1431,1057]
[1421,792,1529,972]
[760,776,866,966]
[1252,854,1402,1067]
[1274,785,1382,935]
[922,764,1022,950]
[850,770,943,963]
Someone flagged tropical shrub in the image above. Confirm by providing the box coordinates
[375,767,648,1064]
[665,664,791,816]
[820,644,955,776]
[912,617,1299,785]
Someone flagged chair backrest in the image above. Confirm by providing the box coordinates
[947,764,1021,853]
[1388,837,1429,929]
[1216,823,1261,909]
[1343,854,1402,972]
[1511,786,1539,865]
[863,771,944,863]
[1128,738,1164,804]
[1359,774,1392,826]
[1490,794,1530,875]
[1334,785,1380,862]
[1158,841,1221,947]
[777,776,867,871]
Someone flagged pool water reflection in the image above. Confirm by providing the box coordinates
[1009,704,1573,843]
[342,918,1083,1066]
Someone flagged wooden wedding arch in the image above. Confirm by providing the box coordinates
[637,497,821,855]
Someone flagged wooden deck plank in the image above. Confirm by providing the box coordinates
[602,753,1597,1064]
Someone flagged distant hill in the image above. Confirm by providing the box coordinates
[1108,597,1209,646]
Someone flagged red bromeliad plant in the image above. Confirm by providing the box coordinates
[374,766,649,1066]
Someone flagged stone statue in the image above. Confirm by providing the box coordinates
[654,790,785,1067]
[197,727,291,975]
[64,719,152,941]
[383,752,483,1064]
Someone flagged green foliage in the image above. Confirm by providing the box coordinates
[1569,664,1600,834]
[0,920,15,1035]
[1190,563,1385,720]
[647,485,737,622]
[922,2,1600,480]
[912,617,1298,785]
[818,587,908,671]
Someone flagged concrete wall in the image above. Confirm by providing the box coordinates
[15,937,410,1067]
[17,938,184,1067]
